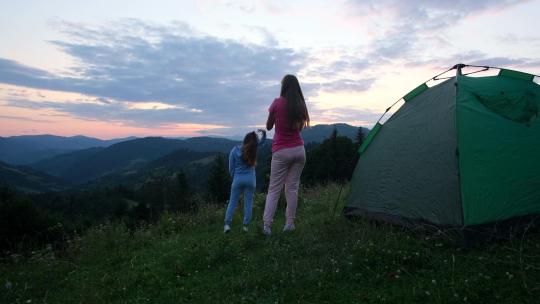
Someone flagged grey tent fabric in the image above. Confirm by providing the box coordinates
[346,79,463,226]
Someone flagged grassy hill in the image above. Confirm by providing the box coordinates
[1,184,539,303]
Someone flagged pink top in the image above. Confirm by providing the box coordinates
[269,97,304,153]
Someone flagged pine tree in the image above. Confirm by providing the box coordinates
[351,127,366,171]
[330,127,339,180]
[139,176,166,219]
[207,154,231,204]
[0,182,14,202]
[302,130,356,185]
[356,127,366,147]
[170,171,196,213]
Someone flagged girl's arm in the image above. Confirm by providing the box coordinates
[266,111,275,131]
[228,148,236,178]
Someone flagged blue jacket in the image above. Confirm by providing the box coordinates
[229,132,266,177]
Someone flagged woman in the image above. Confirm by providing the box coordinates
[263,74,309,235]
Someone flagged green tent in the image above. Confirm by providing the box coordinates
[345,65,540,231]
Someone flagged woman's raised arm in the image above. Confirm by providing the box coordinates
[266,111,275,131]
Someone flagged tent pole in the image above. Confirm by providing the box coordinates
[454,63,466,76]
[333,182,345,217]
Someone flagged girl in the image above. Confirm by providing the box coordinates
[224,129,266,233]
[263,74,309,235]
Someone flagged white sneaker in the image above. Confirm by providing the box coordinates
[242,226,249,232]
[283,223,295,232]
[224,225,231,233]
[262,225,272,236]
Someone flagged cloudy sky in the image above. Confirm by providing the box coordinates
[1,0,539,139]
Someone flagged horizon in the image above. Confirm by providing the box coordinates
[1,1,540,139]
[0,122,364,140]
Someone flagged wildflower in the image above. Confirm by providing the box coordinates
[432,279,436,284]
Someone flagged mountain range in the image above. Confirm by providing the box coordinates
[0,134,136,165]
[1,123,367,192]
[31,136,240,184]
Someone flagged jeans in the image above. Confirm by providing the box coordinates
[224,171,256,226]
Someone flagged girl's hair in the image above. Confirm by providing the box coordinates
[280,74,310,130]
[242,131,258,167]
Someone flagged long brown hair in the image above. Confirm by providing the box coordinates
[280,74,310,130]
[241,131,258,167]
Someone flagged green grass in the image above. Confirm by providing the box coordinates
[1,184,540,303]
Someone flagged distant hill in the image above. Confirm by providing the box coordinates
[0,160,69,193]
[181,137,241,153]
[301,123,368,143]
[85,148,220,189]
[30,137,240,184]
[145,148,218,171]
[0,134,135,165]
[31,147,107,178]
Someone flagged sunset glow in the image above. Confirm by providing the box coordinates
[1,0,539,138]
